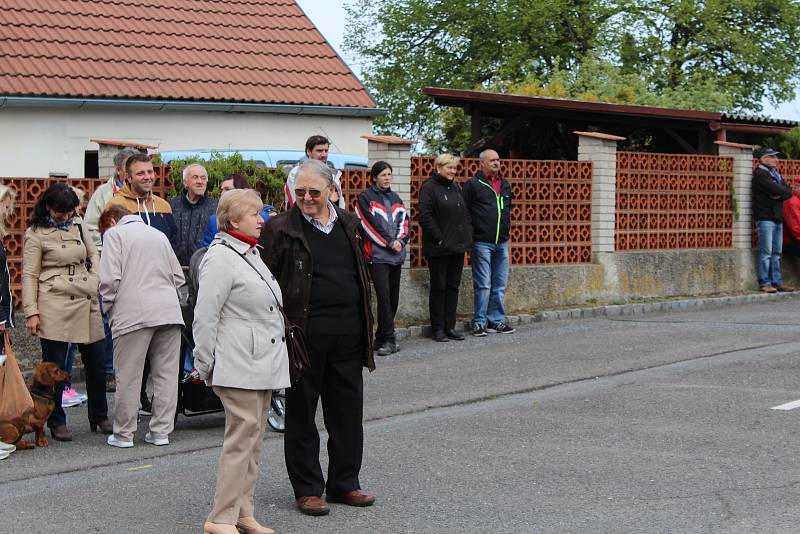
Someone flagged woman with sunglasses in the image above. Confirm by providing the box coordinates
[22,183,111,441]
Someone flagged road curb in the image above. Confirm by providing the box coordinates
[393,290,799,341]
[63,291,798,380]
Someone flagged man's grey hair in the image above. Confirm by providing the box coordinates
[113,147,140,170]
[297,159,334,186]
[182,163,207,182]
[479,149,497,162]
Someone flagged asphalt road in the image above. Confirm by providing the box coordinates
[4,297,800,533]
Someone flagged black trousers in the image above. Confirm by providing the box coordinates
[285,332,365,497]
[427,253,465,332]
[40,338,108,428]
[370,262,402,345]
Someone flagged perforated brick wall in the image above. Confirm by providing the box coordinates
[0,165,173,302]
[615,153,734,250]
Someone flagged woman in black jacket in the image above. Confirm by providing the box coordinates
[418,154,472,342]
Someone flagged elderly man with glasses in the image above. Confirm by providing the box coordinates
[259,159,376,517]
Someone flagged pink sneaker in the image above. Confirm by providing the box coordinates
[61,387,86,408]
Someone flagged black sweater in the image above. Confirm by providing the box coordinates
[302,218,363,336]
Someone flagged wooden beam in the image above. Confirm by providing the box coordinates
[470,107,483,146]
[663,127,697,154]
[464,113,529,157]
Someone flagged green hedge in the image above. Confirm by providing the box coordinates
[154,152,286,207]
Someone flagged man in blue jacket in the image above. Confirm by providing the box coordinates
[462,149,515,336]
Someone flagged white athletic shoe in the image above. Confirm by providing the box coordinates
[0,441,15,453]
[144,432,169,446]
[107,434,134,448]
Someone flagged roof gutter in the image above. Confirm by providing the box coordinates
[0,96,387,118]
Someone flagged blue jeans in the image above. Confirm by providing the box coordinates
[757,220,783,287]
[471,241,509,327]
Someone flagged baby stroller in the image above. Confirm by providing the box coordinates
[177,253,286,432]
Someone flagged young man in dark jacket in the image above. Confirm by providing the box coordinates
[752,148,794,293]
[462,149,515,336]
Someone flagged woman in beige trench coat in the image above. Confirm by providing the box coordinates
[22,183,110,441]
[193,189,290,534]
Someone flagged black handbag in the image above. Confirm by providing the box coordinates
[219,241,310,384]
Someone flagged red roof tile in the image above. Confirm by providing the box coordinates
[0,0,376,109]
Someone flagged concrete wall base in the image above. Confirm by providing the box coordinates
[395,248,782,324]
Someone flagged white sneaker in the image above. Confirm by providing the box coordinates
[107,434,134,448]
[0,441,15,453]
[61,387,85,408]
[0,450,9,460]
[144,432,169,446]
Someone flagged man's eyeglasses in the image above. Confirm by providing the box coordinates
[294,188,323,199]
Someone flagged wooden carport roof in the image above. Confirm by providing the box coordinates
[424,87,797,155]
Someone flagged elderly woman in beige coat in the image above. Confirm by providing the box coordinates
[22,183,111,441]
[194,189,290,534]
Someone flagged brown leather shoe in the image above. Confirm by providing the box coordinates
[760,285,777,293]
[89,419,113,434]
[776,284,796,292]
[326,489,376,507]
[296,495,330,516]
[49,425,73,442]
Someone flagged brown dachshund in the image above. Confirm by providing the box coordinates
[0,362,70,449]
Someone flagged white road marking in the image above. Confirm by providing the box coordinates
[771,399,800,411]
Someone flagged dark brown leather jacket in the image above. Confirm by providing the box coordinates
[258,204,375,371]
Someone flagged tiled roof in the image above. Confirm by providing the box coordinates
[0,0,376,109]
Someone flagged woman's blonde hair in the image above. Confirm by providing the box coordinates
[0,184,17,237]
[217,189,264,231]
[434,153,460,170]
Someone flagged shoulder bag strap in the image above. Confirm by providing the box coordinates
[215,241,288,323]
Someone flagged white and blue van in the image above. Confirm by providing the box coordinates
[157,148,368,170]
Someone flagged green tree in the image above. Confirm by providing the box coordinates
[618,0,800,110]
[344,0,619,142]
[345,0,800,149]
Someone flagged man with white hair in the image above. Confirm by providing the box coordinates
[170,163,217,266]
[260,159,376,517]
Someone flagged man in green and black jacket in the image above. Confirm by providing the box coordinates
[462,149,515,336]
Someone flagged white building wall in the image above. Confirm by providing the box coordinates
[0,107,373,177]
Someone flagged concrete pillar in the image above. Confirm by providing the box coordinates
[575,131,625,257]
[361,135,416,207]
[91,138,155,179]
[715,141,757,290]
[715,141,754,250]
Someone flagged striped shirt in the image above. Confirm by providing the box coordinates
[301,201,338,235]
